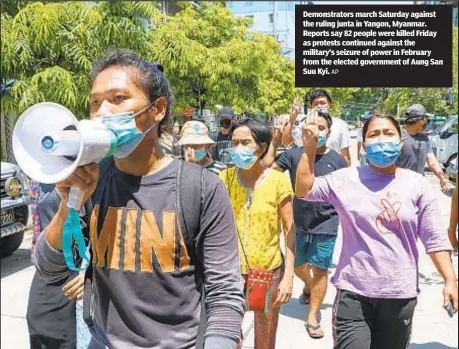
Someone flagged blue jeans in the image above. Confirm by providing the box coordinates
[77,302,92,349]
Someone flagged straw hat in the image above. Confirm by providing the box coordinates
[177,121,216,146]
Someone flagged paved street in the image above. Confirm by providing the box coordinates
[1,136,458,349]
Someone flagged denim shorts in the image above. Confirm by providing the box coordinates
[294,233,337,270]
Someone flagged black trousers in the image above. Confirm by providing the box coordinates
[27,272,77,349]
[333,289,417,349]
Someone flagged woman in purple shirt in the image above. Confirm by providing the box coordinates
[295,113,458,349]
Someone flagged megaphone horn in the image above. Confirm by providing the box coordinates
[13,102,116,208]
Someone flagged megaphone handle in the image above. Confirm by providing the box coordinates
[68,186,85,210]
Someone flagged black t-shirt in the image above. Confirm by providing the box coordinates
[34,159,243,348]
[275,147,347,235]
[211,132,234,167]
[395,130,432,175]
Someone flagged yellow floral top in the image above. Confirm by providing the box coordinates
[219,167,294,274]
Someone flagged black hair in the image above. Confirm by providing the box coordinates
[317,111,333,129]
[405,115,426,125]
[362,114,402,142]
[306,89,332,107]
[231,118,272,158]
[92,49,173,135]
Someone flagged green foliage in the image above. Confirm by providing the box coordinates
[1,1,457,125]
[1,1,162,118]
[0,1,299,119]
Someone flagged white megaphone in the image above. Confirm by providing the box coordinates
[13,102,116,209]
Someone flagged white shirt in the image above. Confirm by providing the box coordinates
[356,128,363,142]
[326,117,351,153]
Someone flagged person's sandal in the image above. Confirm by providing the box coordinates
[299,289,310,305]
[305,323,325,339]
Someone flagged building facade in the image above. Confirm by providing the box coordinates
[226,1,312,61]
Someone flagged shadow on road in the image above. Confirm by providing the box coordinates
[280,297,333,321]
[1,248,33,279]
[410,343,457,349]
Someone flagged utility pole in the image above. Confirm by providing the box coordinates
[273,1,277,41]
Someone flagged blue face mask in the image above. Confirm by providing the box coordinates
[317,131,327,148]
[230,147,258,170]
[365,141,401,168]
[100,103,155,159]
[194,148,207,162]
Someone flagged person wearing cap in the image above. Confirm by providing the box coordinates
[179,121,227,175]
[211,106,236,166]
[396,104,448,191]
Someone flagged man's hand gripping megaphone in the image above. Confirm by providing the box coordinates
[55,164,99,211]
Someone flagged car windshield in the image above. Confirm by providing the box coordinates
[425,122,441,132]
[439,115,458,133]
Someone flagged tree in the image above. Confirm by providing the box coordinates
[150,3,299,116]
[377,27,458,117]
[2,1,301,123]
[1,1,163,118]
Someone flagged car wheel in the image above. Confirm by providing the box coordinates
[0,232,25,258]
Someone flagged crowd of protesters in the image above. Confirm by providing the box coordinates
[26,50,458,349]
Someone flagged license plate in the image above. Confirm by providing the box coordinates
[1,209,15,226]
[0,197,24,209]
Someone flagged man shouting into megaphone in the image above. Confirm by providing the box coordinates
[33,49,244,349]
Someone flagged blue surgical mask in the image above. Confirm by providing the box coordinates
[317,131,327,148]
[194,149,207,162]
[229,147,258,170]
[100,103,155,159]
[365,140,401,168]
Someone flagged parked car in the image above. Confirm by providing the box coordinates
[423,121,444,136]
[1,161,30,257]
[447,157,457,182]
[428,115,458,168]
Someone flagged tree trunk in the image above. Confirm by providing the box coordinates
[5,113,16,164]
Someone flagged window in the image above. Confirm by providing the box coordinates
[269,13,274,23]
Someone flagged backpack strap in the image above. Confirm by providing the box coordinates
[176,160,207,349]
[83,157,115,329]
[176,160,206,256]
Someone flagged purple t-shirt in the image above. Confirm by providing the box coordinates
[301,166,452,299]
